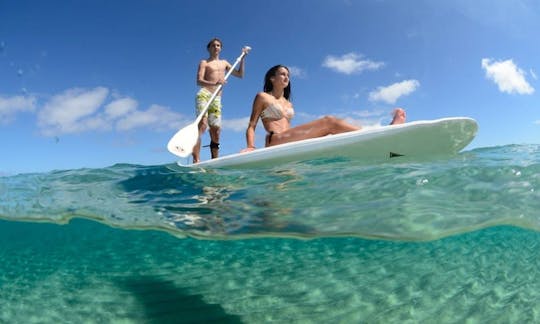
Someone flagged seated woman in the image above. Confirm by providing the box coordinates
[242,65,406,152]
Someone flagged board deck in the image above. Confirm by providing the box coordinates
[177,117,478,169]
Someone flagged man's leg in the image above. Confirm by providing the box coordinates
[209,126,221,159]
[192,118,207,163]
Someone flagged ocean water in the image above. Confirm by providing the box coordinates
[1,144,540,323]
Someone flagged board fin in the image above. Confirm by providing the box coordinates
[389,152,405,158]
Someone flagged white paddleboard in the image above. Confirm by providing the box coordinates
[178,117,478,169]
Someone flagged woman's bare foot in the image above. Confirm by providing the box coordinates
[390,108,406,125]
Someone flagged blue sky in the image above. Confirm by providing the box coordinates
[1,0,539,174]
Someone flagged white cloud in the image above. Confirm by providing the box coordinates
[105,97,137,119]
[368,80,420,104]
[222,116,250,132]
[38,87,109,135]
[322,53,384,75]
[116,104,183,131]
[0,94,36,124]
[481,58,534,94]
[37,87,186,136]
[531,69,538,80]
[288,66,307,79]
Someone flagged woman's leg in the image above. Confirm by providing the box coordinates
[268,116,359,146]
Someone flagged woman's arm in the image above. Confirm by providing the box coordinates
[242,93,265,152]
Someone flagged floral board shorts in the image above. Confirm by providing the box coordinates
[196,88,222,128]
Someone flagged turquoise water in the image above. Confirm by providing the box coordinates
[1,144,540,322]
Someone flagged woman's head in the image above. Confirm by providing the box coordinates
[264,65,291,100]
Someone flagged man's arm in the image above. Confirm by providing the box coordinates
[228,56,245,79]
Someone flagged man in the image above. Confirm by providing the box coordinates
[193,38,247,163]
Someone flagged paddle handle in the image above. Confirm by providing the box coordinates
[194,46,251,125]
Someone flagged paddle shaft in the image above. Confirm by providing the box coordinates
[194,48,249,125]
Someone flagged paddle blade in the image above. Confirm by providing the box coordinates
[167,123,199,158]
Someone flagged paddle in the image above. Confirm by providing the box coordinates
[167,46,251,158]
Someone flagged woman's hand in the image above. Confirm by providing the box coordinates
[240,147,256,153]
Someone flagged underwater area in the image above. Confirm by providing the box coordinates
[2,144,540,322]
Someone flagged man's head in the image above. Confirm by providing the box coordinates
[207,38,223,51]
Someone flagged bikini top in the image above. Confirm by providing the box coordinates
[260,103,294,121]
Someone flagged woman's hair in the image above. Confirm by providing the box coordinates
[263,65,291,100]
[206,38,222,49]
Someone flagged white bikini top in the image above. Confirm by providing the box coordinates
[260,103,294,121]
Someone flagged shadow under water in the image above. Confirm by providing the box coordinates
[118,276,243,324]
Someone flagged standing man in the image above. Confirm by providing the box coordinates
[193,38,248,163]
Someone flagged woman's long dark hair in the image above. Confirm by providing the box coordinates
[263,65,291,100]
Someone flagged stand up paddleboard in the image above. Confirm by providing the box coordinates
[177,117,478,169]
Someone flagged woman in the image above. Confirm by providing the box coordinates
[242,65,405,152]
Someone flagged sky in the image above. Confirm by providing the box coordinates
[1,0,539,174]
